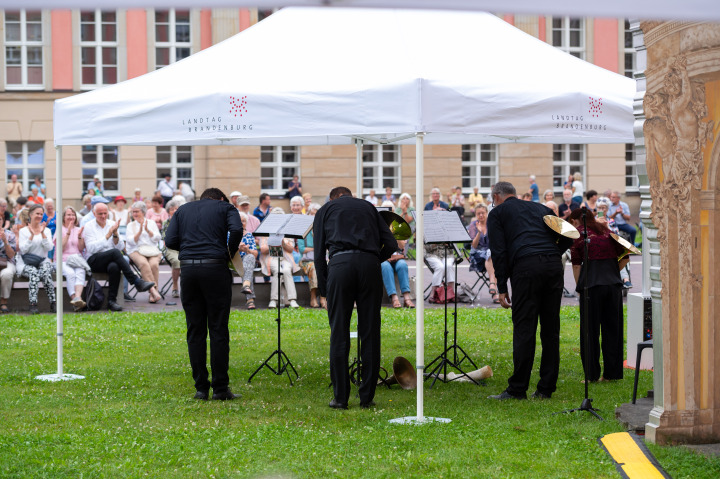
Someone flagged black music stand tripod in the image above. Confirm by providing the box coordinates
[248,236,299,385]
[421,210,480,388]
[425,242,480,387]
[555,207,602,420]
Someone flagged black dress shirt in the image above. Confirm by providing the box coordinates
[164,198,243,260]
[488,196,572,294]
[314,195,398,297]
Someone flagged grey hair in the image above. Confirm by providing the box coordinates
[430,187,441,195]
[44,197,54,205]
[238,211,248,222]
[271,206,285,214]
[307,202,321,214]
[131,200,147,214]
[165,199,184,212]
[491,181,516,199]
[289,196,304,206]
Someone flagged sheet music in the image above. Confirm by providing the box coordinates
[422,210,472,244]
[254,214,314,239]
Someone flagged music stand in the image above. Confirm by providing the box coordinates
[555,208,602,420]
[422,210,481,387]
[248,214,313,385]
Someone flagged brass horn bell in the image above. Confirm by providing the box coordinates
[381,356,417,390]
[379,210,413,241]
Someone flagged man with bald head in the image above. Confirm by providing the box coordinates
[83,202,155,311]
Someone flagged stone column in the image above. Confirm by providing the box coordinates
[640,21,720,445]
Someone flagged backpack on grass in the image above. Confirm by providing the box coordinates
[82,276,105,311]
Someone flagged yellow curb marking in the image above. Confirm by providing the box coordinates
[600,432,665,479]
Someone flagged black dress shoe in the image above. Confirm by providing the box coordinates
[328,398,348,410]
[123,293,136,302]
[360,401,376,409]
[488,390,526,400]
[212,389,239,400]
[49,302,57,313]
[107,300,123,312]
[134,279,155,293]
[29,303,39,315]
[530,390,551,399]
[193,390,209,400]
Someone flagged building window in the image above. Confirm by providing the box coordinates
[82,145,119,194]
[155,9,191,69]
[260,146,299,194]
[156,146,193,192]
[362,144,400,194]
[80,10,118,88]
[5,141,44,193]
[552,144,585,192]
[625,143,639,192]
[551,17,585,59]
[4,10,43,89]
[461,144,498,194]
[624,20,636,79]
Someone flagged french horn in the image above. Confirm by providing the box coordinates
[379,356,417,390]
[379,210,414,241]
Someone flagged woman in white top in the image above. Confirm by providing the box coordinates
[125,201,163,303]
[18,204,56,314]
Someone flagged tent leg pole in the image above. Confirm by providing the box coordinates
[56,145,64,376]
[415,132,424,421]
[36,146,82,382]
[355,139,363,198]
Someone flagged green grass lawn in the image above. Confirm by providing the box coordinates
[1,307,717,478]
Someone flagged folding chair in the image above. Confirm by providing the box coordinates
[458,245,491,303]
[126,251,165,300]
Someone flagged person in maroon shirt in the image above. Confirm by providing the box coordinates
[568,208,626,382]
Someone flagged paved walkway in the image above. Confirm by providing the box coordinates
[122,257,644,313]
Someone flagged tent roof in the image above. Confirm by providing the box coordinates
[54,7,636,147]
[15,0,720,23]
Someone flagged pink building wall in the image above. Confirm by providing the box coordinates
[503,14,514,26]
[200,10,212,50]
[593,18,619,73]
[239,9,251,32]
[538,16,546,42]
[51,11,73,90]
[126,10,148,79]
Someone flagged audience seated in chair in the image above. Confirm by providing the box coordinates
[237,212,258,310]
[467,204,499,303]
[82,202,154,312]
[18,204,56,314]
[257,207,299,309]
[0,223,17,313]
[125,201,163,303]
[381,239,414,308]
[55,206,88,311]
[161,199,184,298]
[295,201,325,308]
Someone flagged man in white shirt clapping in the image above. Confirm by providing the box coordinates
[83,203,154,311]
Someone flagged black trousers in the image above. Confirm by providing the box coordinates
[579,284,624,381]
[87,249,138,302]
[327,253,383,405]
[180,263,233,393]
[507,254,564,397]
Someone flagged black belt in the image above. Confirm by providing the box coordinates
[180,258,226,266]
[331,249,373,259]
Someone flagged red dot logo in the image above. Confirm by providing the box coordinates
[588,96,603,118]
[229,95,248,117]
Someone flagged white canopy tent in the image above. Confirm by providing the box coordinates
[51,7,635,421]
[12,0,720,22]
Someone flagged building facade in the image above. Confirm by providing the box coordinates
[1,9,638,210]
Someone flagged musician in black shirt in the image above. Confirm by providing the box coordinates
[487,181,572,400]
[165,188,243,401]
[314,186,397,409]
